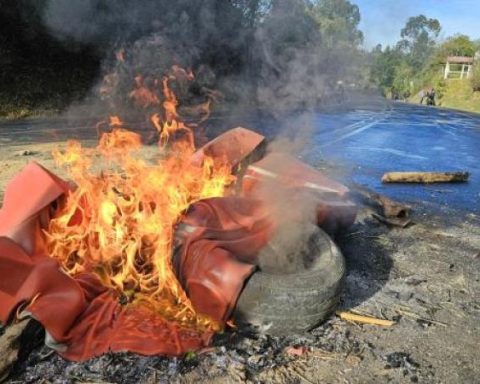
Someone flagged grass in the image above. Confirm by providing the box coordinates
[0,100,61,121]
[0,63,99,120]
[410,78,480,114]
[437,79,480,114]
[0,2,101,121]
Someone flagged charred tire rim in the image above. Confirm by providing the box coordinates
[233,227,345,335]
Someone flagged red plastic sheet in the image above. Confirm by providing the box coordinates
[0,162,71,256]
[175,197,274,323]
[0,236,214,360]
[190,127,265,169]
[242,152,357,231]
[0,163,273,361]
[0,130,355,361]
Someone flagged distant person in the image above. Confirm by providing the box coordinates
[426,88,436,106]
[419,89,425,104]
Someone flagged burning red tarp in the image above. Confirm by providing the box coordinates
[0,168,270,359]
[0,127,355,361]
[0,60,356,360]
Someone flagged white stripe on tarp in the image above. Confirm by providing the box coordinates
[248,166,341,193]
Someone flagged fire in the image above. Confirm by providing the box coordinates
[109,115,123,127]
[128,74,160,108]
[152,76,195,149]
[45,74,234,331]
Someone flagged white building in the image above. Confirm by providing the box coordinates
[443,56,474,79]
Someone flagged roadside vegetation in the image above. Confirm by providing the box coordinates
[405,76,480,114]
[0,1,100,119]
[369,17,480,113]
[0,0,367,120]
[0,1,479,119]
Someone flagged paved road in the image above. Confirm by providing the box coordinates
[307,102,480,215]
[1,102,479,214]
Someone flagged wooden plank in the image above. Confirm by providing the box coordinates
[336,311,395,326]
[382,171,469,184]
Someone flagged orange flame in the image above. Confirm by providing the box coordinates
[109,115,123,127]
[46,75,234,331]
[155,76,195,149]
[128,75,160,109]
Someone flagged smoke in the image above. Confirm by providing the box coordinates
[40,0,246,66]
[245,152,322,274]
[38,0,363,118]
[33,0,365,270]
[38,0,356,182]
[38,1,251,119]
[34,0,370,169]
[42,0,177,46]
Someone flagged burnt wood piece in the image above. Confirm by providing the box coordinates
[382,171,469,184]
[352,184,412,227]
[353,184,411,219]
[371,212,411,228]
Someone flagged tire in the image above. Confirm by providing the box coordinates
[233,225,345,335]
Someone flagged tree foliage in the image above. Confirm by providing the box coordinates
[435,35,476,60]
[397,15,441,68]
[369,12,480,104]
[308,0,363,49]
[471,63,480,92]
[0,0,100,117]
[1,0,368,116]
[369,46,402,90]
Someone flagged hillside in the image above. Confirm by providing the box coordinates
[410,79,480,114]
[437,79,480,113]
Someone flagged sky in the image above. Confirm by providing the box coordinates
[355,0,480,48]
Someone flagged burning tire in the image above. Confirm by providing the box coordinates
[233,225,345,335]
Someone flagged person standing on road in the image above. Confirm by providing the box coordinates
[426,88,436,106]
[419,89,425,104]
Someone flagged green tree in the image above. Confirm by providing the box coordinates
[232,0,272,27]
[473,39,480,52]
[397,15,441,68]
[392,61,414,97]
[435,34,476,61]
[369,45,404,91]
[471,64,480,92]
[307,0,364,84]
[308,0,363,49]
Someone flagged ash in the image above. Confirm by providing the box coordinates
[10,319,363,384]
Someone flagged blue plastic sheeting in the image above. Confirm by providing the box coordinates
[305,103,480,214]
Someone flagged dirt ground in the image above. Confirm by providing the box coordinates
[1,141,479,384]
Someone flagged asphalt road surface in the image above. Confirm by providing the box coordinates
[311,102,480,215]
[1,101,479,214]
